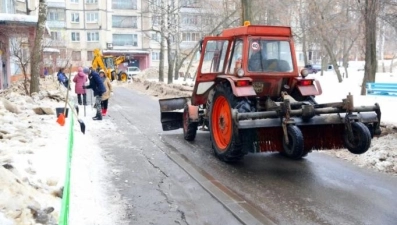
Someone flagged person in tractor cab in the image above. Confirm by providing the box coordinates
[248,41,266,72]
[248,39,292,72]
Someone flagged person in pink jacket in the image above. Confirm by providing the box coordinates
[73,67,88,105]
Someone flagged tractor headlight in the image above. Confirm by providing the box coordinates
[301,68,309,78]
[237,68,245,77]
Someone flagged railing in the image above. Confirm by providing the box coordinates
[366,83,397,96]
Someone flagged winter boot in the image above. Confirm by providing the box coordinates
[92,112,102,121]
[101,109,106,116]
[77,98,82,105]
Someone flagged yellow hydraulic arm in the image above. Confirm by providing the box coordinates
[92,49,106,72]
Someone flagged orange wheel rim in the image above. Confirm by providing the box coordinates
[212,96,232,151]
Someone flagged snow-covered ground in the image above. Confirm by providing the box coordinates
[0,78,124,224]
[0,61,396,224]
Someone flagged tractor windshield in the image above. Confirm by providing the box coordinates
[104,57,115,70]
[248,38,293,73]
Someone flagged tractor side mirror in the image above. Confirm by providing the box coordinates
[199,39,203,53]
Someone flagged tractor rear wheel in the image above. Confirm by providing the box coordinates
[343,122,371,154]
[209,83,244,162]
[281,125,305,159]
[183,104,198,141]
[119,72,128,82]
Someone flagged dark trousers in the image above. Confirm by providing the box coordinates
[62,80,70,90]
[101,99,109,110]
[77,94,87,105]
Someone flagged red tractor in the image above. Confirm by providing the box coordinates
[159,23,381,162]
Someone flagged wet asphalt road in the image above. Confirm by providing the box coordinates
[102,86,397,225]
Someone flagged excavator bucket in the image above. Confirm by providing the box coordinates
[159,97,189,131]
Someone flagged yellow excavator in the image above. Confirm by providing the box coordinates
[91,49,129,82]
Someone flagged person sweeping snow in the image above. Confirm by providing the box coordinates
[83,67,106,120]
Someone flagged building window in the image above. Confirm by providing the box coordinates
[112,0,137,9]
[150,0,161,10]
[152,16,160,26]
[70,0,78,3]
[1,0,15,13]
[48,9,65,21]
[202,17,213,26]
[180,0,197,7]
[48,12,58,20]
[151,52,160,61]
[113,34,138,47]
[87,32,99,42]
[151,33,160,42]
[87,51,93,61]
[71,32,80,42]
[51,31,62,41]
[112,16,137,28]
[182,32,200,42]
[72,51,81,61]
[86,12,98,23]
[181,15,198,25]
[85,0,97,3]
[71,12,80,23]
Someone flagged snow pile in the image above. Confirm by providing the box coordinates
[0,77,125,224]
[136,67,161,79]
[131,76,193,98]
[0,79,68,224]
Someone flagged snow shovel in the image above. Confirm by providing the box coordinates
[66,100,86,134]
[56,66,72,126]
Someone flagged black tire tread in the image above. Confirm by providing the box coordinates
[343,122,371,154]
[183,105,198,141]
[209,82,244,162]
[281,125,305,160]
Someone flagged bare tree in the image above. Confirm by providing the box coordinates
[241,0,252,24]
[9,37,31,95]
[360,0,380,95]
[30,0,47,94]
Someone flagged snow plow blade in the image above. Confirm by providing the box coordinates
[159,97,189,131]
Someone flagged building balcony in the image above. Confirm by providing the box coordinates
[47,2,66,8]
[47,20,66,28]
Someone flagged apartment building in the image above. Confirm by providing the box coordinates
[47,0,150,71]
[46,0,235,71]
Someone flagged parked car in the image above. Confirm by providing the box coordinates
[304,64,320,74]
[127,66,140,78]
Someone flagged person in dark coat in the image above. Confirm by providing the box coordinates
[83,67,106,120]
[57,68,70,89]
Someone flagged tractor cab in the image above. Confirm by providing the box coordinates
[193,25,315,106]
[103,57,115,70]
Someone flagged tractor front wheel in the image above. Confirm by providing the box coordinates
[281,125,305,159]
[183,104,198,141]
[343,122,371,154]
[209,83,244,162]
[119,72,128,82]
